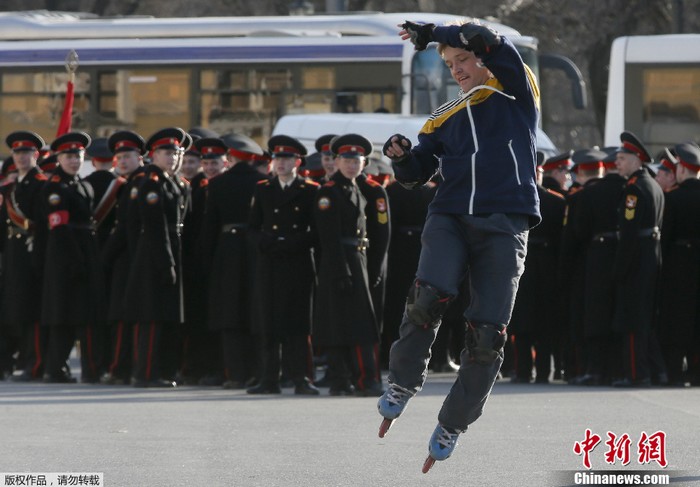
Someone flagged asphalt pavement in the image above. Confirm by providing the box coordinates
[1,369,699,487]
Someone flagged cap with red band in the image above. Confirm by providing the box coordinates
[108,130,146,155]
[194,137,228,159]
[6,130,45,152]
[331,133,372,159]
[674,142,700,173]
[268,135,307,158]
[50,131,91,154]
[617,131,652,163]
[145,127,187,152]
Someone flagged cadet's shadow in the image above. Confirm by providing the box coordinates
[0,382,344,405]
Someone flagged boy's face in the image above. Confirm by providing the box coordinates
[336,156,363,180]
[442,46,492,94]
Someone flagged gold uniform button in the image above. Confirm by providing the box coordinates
[272,225,278,230]
[274,209,279,213]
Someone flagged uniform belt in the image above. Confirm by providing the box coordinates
[221,223,248,234]
[637,226,660,240]
[340,237,369,251]
[397,225,423,236]
[592,231,618,243]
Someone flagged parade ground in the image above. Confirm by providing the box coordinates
[1,370,699,487]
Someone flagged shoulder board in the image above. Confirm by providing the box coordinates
[569,186,582,195]
[199,178,208,188]
[323,180,335,187]
[35,173,48,181]
[545,188,565,199]
[304,179,320,187]
[50,175,61,183]
[257,179,270,186]
[133,172,145,180]
[627,176,638,186]
[365,178,381,187]
[149,173,159,182]
[180,176,191,186]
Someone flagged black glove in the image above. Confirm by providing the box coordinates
[383,134,412,162]
[458,23,500,56]
[402,21,435,51]
[335,276,354,293]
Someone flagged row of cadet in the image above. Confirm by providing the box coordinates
[0,126,433,396]
[506,131,700,388]
[2,124,698,393]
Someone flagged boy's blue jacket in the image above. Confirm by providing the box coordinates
[393,28,542,227]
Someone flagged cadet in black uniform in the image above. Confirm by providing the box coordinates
[657,142,700,387]
[313,134,383,397]
[123,127,190,388]
[611,132,665,388]
[0,131,48,381]
[246,135,320,395]
[571,150,626,385]
[316,134,337,184]
[85,137,124,248]
[509,155,567,383]
[84,137,125,376]
[356,156,391,363]
[100,130,147,385]
[179,136,226,385]
[37,132,106,383]
[559,149,604,382]
[201,133,268,389]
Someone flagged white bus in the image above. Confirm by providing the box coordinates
[0,10,584,148]
[604,34,700,154]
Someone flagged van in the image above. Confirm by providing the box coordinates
[272,113,559,161]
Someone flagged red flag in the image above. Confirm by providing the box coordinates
[55,79,74,137]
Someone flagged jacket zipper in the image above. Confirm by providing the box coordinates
[508,139,522,185]
[462,85,517,214]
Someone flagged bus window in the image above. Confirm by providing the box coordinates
[200,67,292,138]
[95,69,189,137]
[411,47,446,114]
[636,66,700,151]
[0,71,91,141]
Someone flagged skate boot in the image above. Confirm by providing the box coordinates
[377,383,414,438]
[422,424,464,473]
